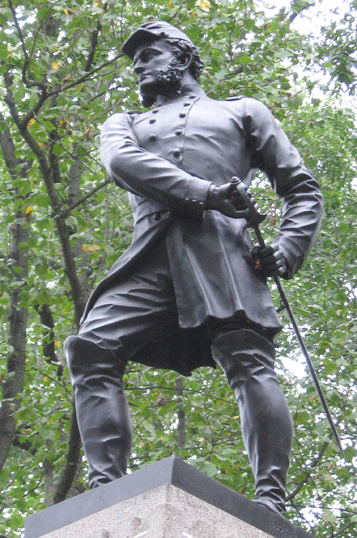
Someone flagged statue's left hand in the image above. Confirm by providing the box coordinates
[249,245,287,277]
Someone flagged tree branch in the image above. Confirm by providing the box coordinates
[3,70,87,326]
[61,178,112,218]
[34,304,61,371]
[286,440,329,501]
[85,21,102,73]
[330,521,357,538]
[8,0,47,93]
[52,407,82,504]
[48,53,127,100]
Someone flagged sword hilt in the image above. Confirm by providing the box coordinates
[230,176,267,227]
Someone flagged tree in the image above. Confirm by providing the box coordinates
[0,1,356,537]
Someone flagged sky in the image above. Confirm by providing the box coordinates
[266,0,350,34]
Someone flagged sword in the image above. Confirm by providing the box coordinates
[230,176,345,458]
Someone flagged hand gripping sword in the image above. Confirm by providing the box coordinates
[230,176,345,458]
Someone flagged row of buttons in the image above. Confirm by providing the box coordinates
[146,93,198,161]
[148,112,188,124]
[184,198,204,206]
[148,129,183,142]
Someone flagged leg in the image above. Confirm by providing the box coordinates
[64,336,132,488]
[64,238,178,488]
[211,329,293,516]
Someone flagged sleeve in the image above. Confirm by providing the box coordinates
[100,112,213,220]
[243,99,324,279]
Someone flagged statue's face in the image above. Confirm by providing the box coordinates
[133,40,183,100]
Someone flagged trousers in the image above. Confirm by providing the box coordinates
[64,238,293,514]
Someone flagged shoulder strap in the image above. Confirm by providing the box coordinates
[225,95,245,101]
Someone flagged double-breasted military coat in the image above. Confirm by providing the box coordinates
[81,84,323,375]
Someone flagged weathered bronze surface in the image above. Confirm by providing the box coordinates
[64,21,323,516]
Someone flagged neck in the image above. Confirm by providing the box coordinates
[142,72,200,107]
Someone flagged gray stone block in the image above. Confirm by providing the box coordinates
[24,457,312,538]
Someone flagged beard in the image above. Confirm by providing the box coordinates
[140,58,183,107]
[156,58,183,86]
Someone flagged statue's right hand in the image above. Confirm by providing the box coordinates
[207,183,251,219]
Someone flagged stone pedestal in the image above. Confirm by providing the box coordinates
[25,457,312,538]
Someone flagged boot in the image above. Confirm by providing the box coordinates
[64,336,132,488]
[211,329,293,516]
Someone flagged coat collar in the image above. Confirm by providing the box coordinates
[156,84,205,106]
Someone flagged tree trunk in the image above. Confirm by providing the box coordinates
[176,376,186,450]
[0,211,28,471]
[0,123,29,472]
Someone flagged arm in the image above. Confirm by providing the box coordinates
[243,99,323,279]
[100,112,213,219]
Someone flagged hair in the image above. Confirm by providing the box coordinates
[164,37,204,81]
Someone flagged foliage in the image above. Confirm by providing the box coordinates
[317,0,357,94]
[0,1,356,537]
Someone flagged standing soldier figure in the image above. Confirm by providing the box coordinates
[65,21,323,516]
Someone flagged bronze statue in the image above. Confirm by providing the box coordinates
[64,21,323,516]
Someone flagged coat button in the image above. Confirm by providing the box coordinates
[149,118,156,124]
[179,113,186,118]
[153,212,161,221]
[173,149,180,158]
[175,129,183,136]
[152,109,159,114]
[183,102,190,107]
[149,134,157,141]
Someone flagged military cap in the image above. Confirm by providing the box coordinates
[122,21,194,59]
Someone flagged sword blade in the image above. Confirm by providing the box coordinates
[274,274,345,458]
[231,176,344,456]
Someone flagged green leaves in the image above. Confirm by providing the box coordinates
[0,1,357,537]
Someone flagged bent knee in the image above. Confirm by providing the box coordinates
[64,335,103,371]
[64,335,87,372]
[64,335,126,376]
